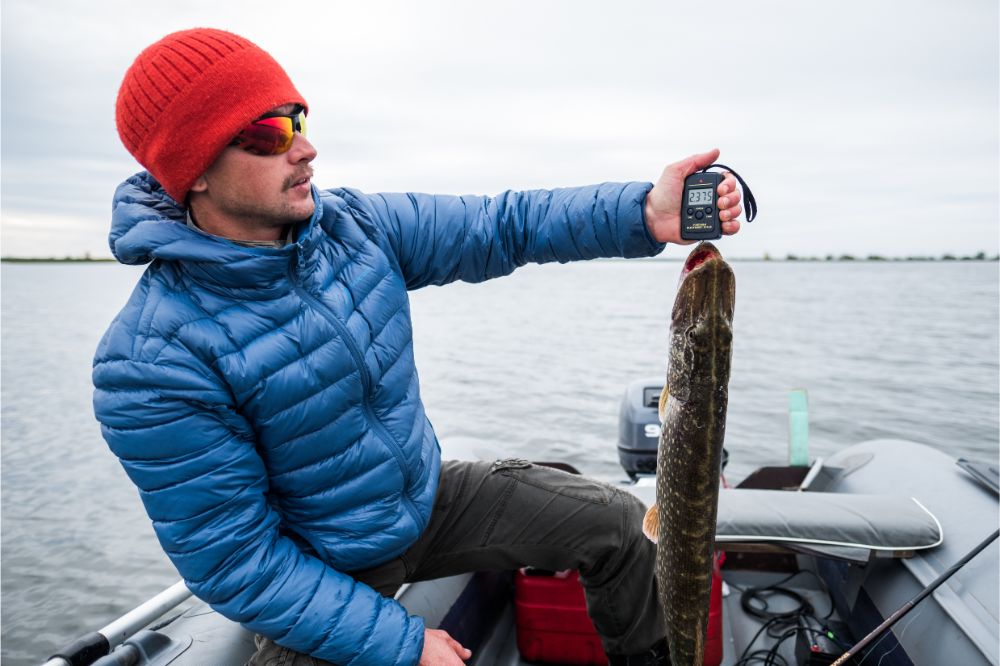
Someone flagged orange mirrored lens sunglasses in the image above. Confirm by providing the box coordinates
[230,106,307,155]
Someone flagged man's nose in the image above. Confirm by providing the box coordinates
[287,132,317,163]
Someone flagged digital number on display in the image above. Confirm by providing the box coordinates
[687,188,714,206]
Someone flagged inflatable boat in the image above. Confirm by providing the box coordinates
[43,379,999,666]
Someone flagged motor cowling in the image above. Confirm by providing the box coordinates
[617,377,728,479]
[617,378,663,478]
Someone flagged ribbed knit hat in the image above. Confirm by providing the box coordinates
[115,28,307,203]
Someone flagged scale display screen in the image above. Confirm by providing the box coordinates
[687,188,714,206]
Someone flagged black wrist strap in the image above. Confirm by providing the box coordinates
[702,163,757,223]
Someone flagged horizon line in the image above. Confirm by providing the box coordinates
[3,254,999,264]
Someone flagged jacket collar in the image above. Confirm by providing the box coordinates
[110,171,325,292]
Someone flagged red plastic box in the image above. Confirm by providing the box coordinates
[514,557,724,666]
[515,568,609,665]
[704,554,724,666]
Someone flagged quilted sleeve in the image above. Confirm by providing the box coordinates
[359,182,663,289]
[92,349,425,665]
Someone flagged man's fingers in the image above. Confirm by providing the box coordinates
[722,218,741,235]
[719,189,741,210]
[449,638,470,655]
[717,173,738,196]
[720,204,742,222]
[422,629,471,665]
[670,148,720,179]
[690,148,720,172]
[662,148,719,178]
[444,633,471,659]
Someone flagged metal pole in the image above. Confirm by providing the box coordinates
[42,580,192,666]
[98,580,192,648]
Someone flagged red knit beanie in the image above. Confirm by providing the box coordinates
[115,28,307,203]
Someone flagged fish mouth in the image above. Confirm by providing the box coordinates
[682,242,722,276]
[673,240,735,325]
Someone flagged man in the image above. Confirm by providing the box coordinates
[95,28,742,666]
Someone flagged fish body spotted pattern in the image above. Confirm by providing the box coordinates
[643,242,735,665]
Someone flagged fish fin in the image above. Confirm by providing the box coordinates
[657,385,669,423]
[642,504,659,543]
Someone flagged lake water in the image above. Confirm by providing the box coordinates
[2,259,998,664]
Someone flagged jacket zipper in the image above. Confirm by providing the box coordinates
[287,261,422,527]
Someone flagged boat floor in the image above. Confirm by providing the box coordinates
[466,567,841,666]
[69,440,998,665]
[717,569,842,666]
[135,565,842,665]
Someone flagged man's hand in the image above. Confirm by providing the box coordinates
[420,628,472,665]
[644,148,743,245]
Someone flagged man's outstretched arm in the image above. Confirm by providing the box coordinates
[342,180,661,290]
[338,149,742,290]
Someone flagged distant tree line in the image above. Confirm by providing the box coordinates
[1,254,115,263]
[763,251,998,262]
[4,252,999,263]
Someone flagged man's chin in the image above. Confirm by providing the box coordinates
[284,197,315,223]
[297,199,316,221]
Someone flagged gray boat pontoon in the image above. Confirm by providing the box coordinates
[43,379,999,666]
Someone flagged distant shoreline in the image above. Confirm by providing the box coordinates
[3,255,998,264]
[1,257,117,263]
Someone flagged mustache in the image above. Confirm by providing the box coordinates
[283,166,315,190]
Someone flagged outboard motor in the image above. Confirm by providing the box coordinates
[617,377,664,478]
[617,377,729,479]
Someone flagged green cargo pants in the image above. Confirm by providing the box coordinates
[248,459,664,664]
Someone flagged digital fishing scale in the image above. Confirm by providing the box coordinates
[681,163,758,241]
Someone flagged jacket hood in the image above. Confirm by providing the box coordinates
[109,171,325,290]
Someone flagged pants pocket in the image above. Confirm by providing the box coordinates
[490,458,615,505]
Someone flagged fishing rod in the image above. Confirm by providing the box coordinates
[830,528,1000,666]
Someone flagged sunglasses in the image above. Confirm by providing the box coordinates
[230,106,308,155]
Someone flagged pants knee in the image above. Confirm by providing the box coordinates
[581,489,654,586]
[619,490,656,557]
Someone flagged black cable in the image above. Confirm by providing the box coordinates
[732,569,841,666]
[766,628,801,665]
[744,569,835,619]
[741,585,813,621]
[733,616,789,665]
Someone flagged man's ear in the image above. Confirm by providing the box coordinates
[189,174,209,193]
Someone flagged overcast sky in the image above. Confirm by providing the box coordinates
[2,0,997,259]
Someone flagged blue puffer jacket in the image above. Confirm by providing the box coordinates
[93,171,662,664]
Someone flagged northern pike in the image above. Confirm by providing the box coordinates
[642,241,735,665]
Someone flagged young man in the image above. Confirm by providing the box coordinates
[96,28,742,666]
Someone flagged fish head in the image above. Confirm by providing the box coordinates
[673,242,736,325]
[667,242,735,402]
